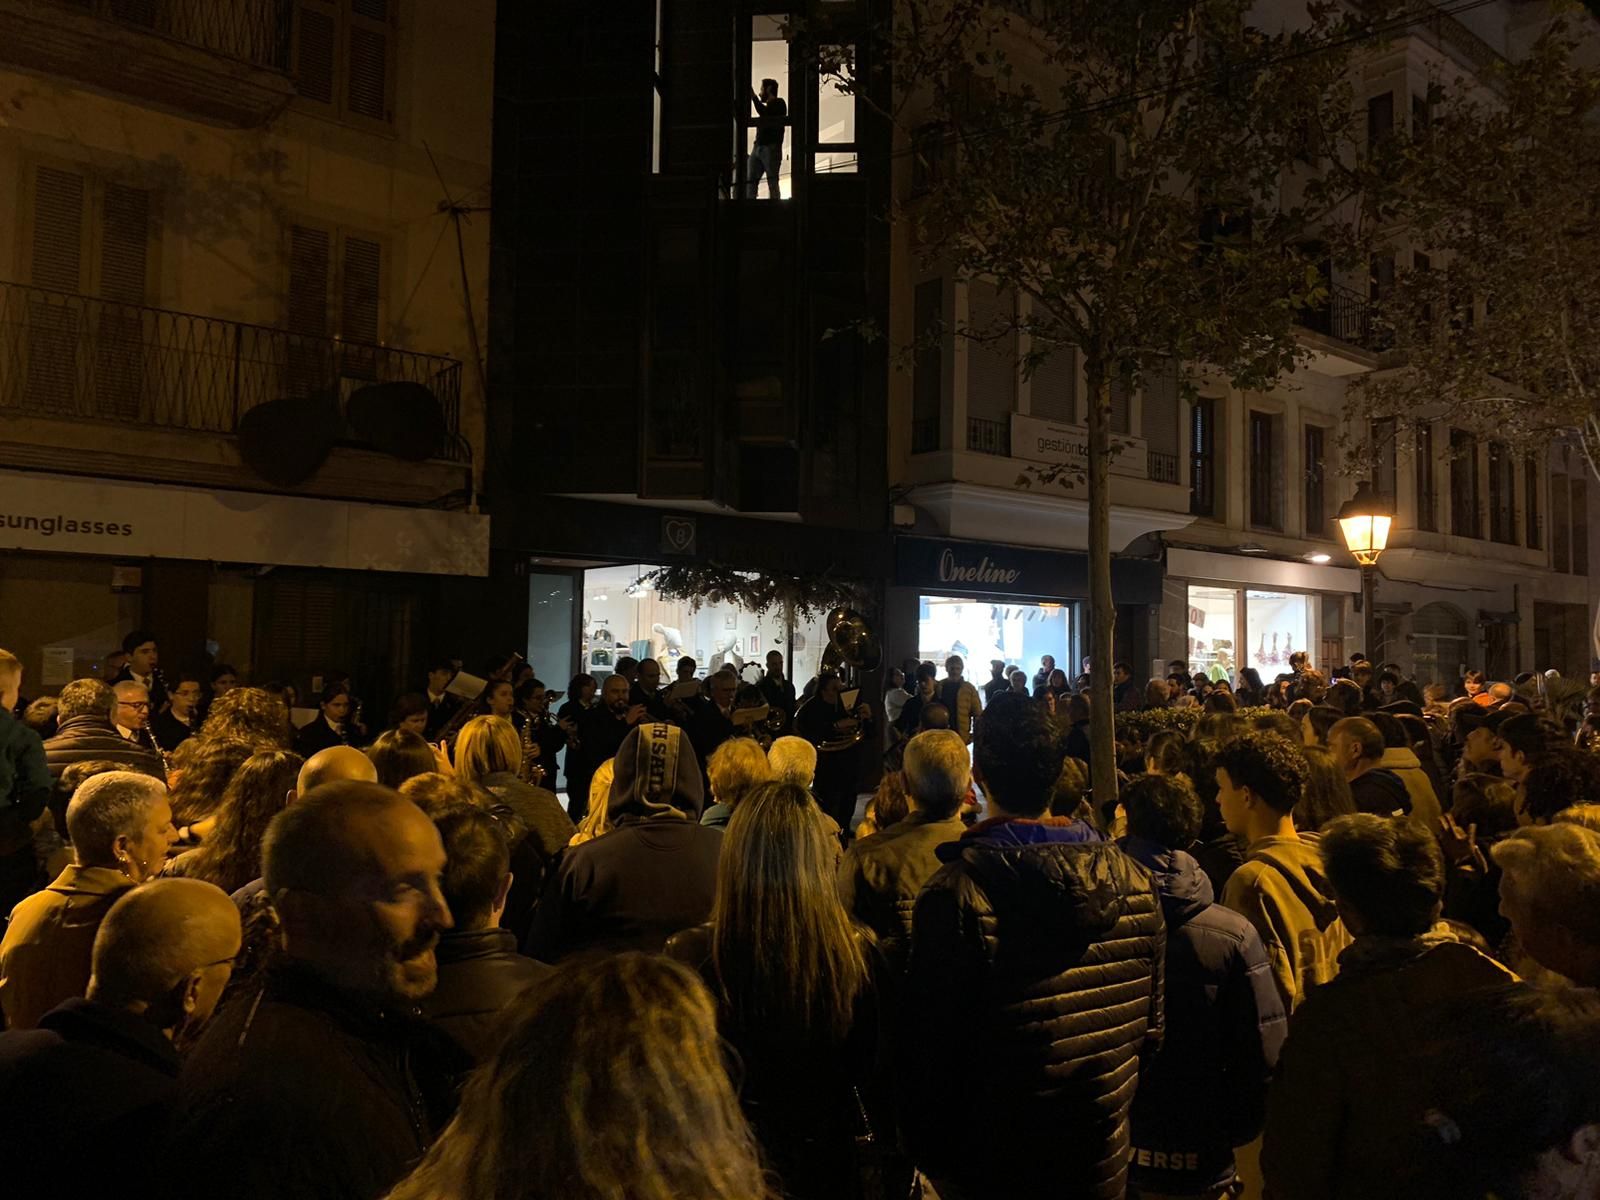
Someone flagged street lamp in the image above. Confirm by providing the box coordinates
[1337,480,1395,664]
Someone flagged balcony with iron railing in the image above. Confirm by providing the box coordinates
[0,280,468,497]
[1297,282,1380,355]
[0,0,296,126]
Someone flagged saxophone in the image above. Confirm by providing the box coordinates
[518,711,542,785]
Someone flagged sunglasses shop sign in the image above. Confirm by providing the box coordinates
[0,469,490,576]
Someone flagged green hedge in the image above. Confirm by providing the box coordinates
[1113,705,1276,744]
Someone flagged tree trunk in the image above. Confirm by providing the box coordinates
[1085,360,1118,808]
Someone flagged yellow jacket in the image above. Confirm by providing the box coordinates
[0,864,134,1029]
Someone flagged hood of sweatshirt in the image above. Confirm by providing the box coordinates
[1245,834,1342,929]
[1118,836,1214,926]
[938,817,1145,949]
[1378,746,1423,772]
[607,722,704,822]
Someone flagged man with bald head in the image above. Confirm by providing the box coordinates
[175,781,465,1200]
[0,879,240,1186]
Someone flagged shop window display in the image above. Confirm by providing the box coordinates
[582,564,826,685]
[1187,586,1238,681]
[916,596,1070,682]
[1245,590,1311,677]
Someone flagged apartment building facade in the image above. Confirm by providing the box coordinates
[0,0,493,711]
[886,0,1597,686]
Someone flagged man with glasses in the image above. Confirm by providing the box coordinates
[112,681,151,745]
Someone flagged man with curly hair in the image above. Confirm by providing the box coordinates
[1213,731,1350,1012]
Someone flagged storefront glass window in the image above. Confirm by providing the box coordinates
[526,572,576,689]
[581,564,826,686]
[1246,590,1312,678]
[916,596,1070,684]
[1187,585,1238,681]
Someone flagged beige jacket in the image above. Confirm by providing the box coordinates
[0,865,134,1029]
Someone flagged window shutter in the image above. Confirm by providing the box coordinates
[99,184,150,303]
[295,3,336,105]
[346,1,389,122]
[1029,344,1077,423]
[96,183,152,420]
[30,166,86,292]
[339,235,381,344]
[287,225,331,336]
[26,167,87,413]
[286,224,331,398]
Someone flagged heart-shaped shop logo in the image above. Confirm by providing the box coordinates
[663,518,696,555]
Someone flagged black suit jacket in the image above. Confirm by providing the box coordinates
[424,693,463,740]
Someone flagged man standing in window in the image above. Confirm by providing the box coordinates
[747,78,786,199]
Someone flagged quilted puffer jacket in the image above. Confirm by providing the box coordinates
[836,810,970,972]
[902,817,1165,1200]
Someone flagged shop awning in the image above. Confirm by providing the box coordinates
[0,468,489,576]
[1167,547,1359,593]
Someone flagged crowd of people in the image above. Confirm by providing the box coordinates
[0,630,1598,1200]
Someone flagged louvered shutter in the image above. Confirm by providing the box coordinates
[286,224,331,398]
[96,183,151,420]
[1029,344,1077,423]
[26,166,86,412]
[347,0,389,121]
[339,235,381,343]
[338,234,381,380]
[295,3,336,105]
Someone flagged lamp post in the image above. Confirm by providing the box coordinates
[1337,480,1395,665]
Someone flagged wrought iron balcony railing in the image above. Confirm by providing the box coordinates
[0,280,465,462]
[967,416,1010,456]
[48,0,292,70]
[1299,283,1375,350]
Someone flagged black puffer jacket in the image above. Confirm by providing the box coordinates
[903,817,1164,1200]
[42,714,165,781]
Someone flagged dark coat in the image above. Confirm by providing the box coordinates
[565,706,634,821]
[525,817,721,961]
[686,703,736,781]
[0,997,180,1195]
[423,692,463,741]
[836,810,967,972]
[903,817,1165,1200]
[1349,766,1412,817]
[0,709,50,859]
[665,924,905,1200]
[1261,934,1515,1200]
[149,709,198,754]
[1120,839,1287,1196]
[173,963,467,1200]
[422,927,553,1063]
[42,713,165,784]
[293,716,349,757]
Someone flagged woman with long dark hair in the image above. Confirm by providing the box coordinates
[666,780,900,1199]
[385,954,774,1200]
[165,750,303,894]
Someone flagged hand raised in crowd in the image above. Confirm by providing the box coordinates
[432,740,454,775]
[625,704,649,726]
[1438,813,1486,874]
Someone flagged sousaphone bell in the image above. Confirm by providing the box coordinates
[809,607,881,751]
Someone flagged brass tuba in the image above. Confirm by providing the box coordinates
[807,607,881,752]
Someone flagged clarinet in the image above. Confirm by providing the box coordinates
[142,723,172,779]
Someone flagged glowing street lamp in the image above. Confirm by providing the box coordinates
[1337,480,1395,662]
